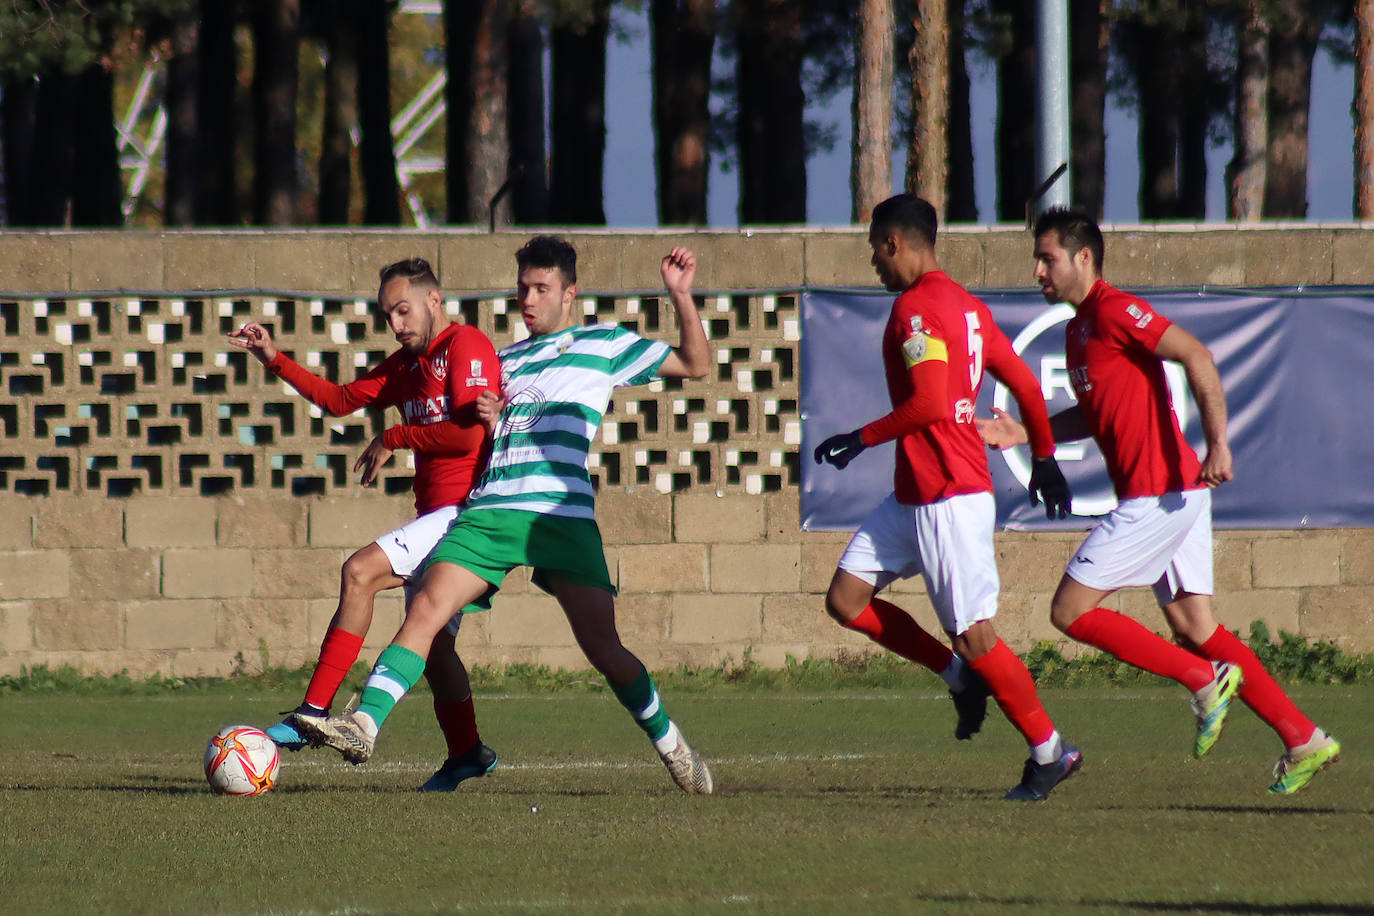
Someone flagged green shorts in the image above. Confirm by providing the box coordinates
[424,508,615,611]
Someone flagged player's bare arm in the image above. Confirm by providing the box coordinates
[354,436,394,487]
[227,321,279,364]
[476,390,505,435]
[976,405,1091,450]
[1154,324,1234,487]
[655,246,711,379]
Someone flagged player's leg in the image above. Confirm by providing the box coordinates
[294,560,492,763]
[921,493,1078,800]
[827,493,987,737]
[266,541,402,749]
[417,621,498,791]
[1051,495,1237,700]
[1163,593,1338,790]
[551,578,713,794]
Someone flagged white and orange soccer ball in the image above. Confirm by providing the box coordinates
[204,725,280,796]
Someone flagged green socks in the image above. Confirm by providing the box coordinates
[356,644,427,731]
[611,664,677,751]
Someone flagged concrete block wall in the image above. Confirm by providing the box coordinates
[1,226,1371,675]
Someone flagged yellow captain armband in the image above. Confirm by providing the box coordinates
[901,332,948,368]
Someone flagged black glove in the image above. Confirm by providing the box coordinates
[813,430,867,470]
[1029,456,1072,520]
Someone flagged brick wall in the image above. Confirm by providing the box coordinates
[1,226,1371,676]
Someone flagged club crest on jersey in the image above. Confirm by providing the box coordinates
[1126,303,1153,329]
[953,398,975,424]
[430,355,448,381]
[909,315,924,334]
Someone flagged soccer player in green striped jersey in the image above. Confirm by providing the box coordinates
[296,236,716,793]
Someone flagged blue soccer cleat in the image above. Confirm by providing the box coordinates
[418,742,499,792]
[1004,743,1082,801]
[265,704,324,751]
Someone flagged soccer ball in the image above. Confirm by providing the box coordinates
[204,725,280,796]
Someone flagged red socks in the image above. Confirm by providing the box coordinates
[1196,627,1316,749]
[844,598,954,673]
[1066,608,1214,692]
[303,627,365,710]
[967,639,1056,747]
[433,696,481,757]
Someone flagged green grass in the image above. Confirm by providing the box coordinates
[1,681,1368,915]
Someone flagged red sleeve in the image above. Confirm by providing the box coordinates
[380,327,500,455]
[1105,294,1172,353]
[860,359,949,446]
[266,351,395,416]
[982,323,1056,459]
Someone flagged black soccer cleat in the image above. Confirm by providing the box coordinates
[951,674,991,741]
[1004,744,1082,802]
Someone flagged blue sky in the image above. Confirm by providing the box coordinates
[600,7,1357,228]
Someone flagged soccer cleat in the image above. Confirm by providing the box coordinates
[1004,744,1082,801]
[291,709,376,765]
[658,733,714,795]
[1191,661,1244,759]
[265,704,324,751]
[1268,731,1341,795]
[950,675,991,741]
[418,742,499,792]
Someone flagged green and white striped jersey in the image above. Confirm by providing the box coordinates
[465,323,671,518]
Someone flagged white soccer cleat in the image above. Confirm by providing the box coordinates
[658,732,714,795]
[291,709,376,765]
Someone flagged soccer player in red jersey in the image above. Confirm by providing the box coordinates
[228,257,502,791]
[980,207,1339,794]
[813,194,1081,801]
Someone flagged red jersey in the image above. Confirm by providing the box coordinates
[861,271,1054,506]
[1065,279,1202,499]
[267,322,499,514]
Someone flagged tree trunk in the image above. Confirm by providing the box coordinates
[652,0,716,226]
[31,72,77,226]
[357,0,400,225]
[992,0,1034,222]
[851,0,894,224]
[1264,1,1323,218]
[165,14,199,227]
[508,0,548,224]
[736,0,806,224]
[946,0,975,222]
[1227,0,1268,221]
[1069,0,1106,219]
[70,62,124,227]
[1355,0,1374,217]
[319,0,358,225]
[1,78,40,226]
[251,0,301,226]
[196,0,239,226]
[1130,18,1182,219]
[446,0,511,226]
[548,0,609,225]
[906,0,947,217]
[1177,15,1209,219]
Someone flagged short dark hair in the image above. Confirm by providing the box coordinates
[516,235,578,285]
[377,257,439,301]
[870,193,938,248]
[1033,207,1104,272]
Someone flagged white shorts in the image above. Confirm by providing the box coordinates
[838,491,1000,636]
[1066,488,1213,605]
[373,505,465,634]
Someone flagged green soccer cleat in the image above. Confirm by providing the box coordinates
[1191,661,1244,759]
[1269,731,1341,795]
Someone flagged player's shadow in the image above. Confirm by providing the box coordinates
[1094,801,1364,817]
[920,894,1374,914]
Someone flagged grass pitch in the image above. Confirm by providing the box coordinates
[1,683,1368,914]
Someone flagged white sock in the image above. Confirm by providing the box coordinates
[1030,730,1062,765]
[940,655,967,690]
[652,720,681,754]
